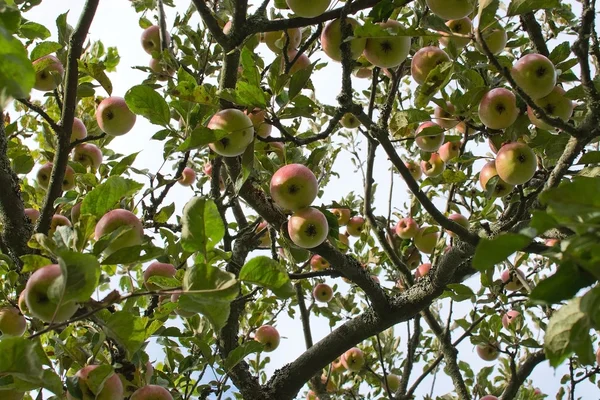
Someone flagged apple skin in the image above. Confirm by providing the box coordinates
[476,343,499,361]
[270,164,318,211]
[321,18,367,62]
[178,167,196,186]
[511,54,557,100]
[246,109,272,139]
[426,0,475,20]
[363,20,411,68]
[149,58,175,81]
[330,208,351,226]
[24,208,40,224]
[332,357,346,373]
[501,269,525,291]
[479,161,514,197]
[73,143,103,170]
[32,55,64,91]
[438,141,460,162]
[310,254,330,271]
[481,396,498,400]
[67,365,124,400]
[405,160,423,180]
[286,0,331,17]
[141,25,170,56]
[130,385,173,400]
[254,325,280,352]
[25,264,79,323]
[527,86,573,130]
[415,121,445,152]
[96,97,137,136]
[395,217,419,239]
[71,202,82,224]
[94,209,144,256]
[415,263,431,279]
[476,27,507,55]
[478,88,519,130]
[287,207,329,249]
[263,27,302,53]
[495,142,537,185]
[340,112,361,129]
[502,310,521,329]
[447,213,469,237]
[411,46,450,84]
[346,216,365,237]
[414,226,440,254]
[71,117,88,142]
[285,49,312,74]
[207,109,254,157]
[0,306,27,336]
[313,283,334,303]
[385,373,401,393]
[433,102,459,129]
[341,347,365,372]
[439,17,472,49]
[50,214,72,235]
[143,262,177,291]
[353,67,372,79]
[37,162,76,191]
[420,153,446,177]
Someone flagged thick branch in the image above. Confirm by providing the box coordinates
[191,0,231,50]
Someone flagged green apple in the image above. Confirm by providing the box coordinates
[478,88,519,130]
[37,162,75,191]
[385,373,401,393]
[446,213,469,237]
[149,58,175,81]
[501,269,525,291]
[207,108,254,157]
[49,214,71,235]
[130,385,173,400]
[286,0,331,17]
[527,86,573,130]
[287,207,329,248]
[255,325,280,351]
[411,46,450,84]
[426,0,475,20]
[313,283,333,302]
[285,49,312,75]
[476,343,499,361]
[414,226,440,254]
[495,142,537,185]
[479,161,514,197]
[340,112,361,129]
[341,347,365,371]
[321,18,367,62]
[0,306,27,336]
[96,97,137,136]
[246,108,272,138]
[439,17,472,49]
[420,153,445,177]
[476,27,507,55]
[94,209,144,256]
[415,121,445,152]
[67,365,124,400]
[330,208,351,226]
[363,20,411,68]
[270,164,318,211]
[511,53,556,100]
[310,254,330,271]
[25,264,79,323]
[405,160,423,180]
[32,55,64,92]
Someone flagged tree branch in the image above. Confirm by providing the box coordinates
[499,350,546,400]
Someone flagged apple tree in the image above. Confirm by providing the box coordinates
[1,0,600,399]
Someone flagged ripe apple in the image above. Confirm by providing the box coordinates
[149,58,175,81]
[36,162,75,191]
[263,27,302,53]
[24,208,40,224]
[476,27,507,55]
[447,213,469,237]
[313,283,333,303]
[433,102,459,129]
[332,357,346,373]
[50,214,72,235]
[415,263,431,279]
[141,25,170,56]
[67,365,124,400]
[502,310,521,329]
[479,161,514,197]
[178,167,196,186]
[310,254,330,271]
[385,373,401,393]
[96,97,137,136]
[346,216,365,237]
[414,226,440,254]
[438,141,460,162]
[405,160,423,180]
[130,385,173,400]
[395,217,419,239]
[341,347,365,372]
[287,207,329,248]
[320,374,336,392]
[426,0,475,20]
[143,262,177,291]
[306,390,319,400]
[330,208,351,226]
[420,153,446,177]
[439,17,472,49]
[527,86,573,130]
[511,54,557,100]
[411,46,450,85]
[321,18,367,62]
[254,325,280,351]
[286,0,331,17]
[476,343,499,361]
[495,142,537,185]
[207,109,254,157]
[285,49,312,74]
[25,264,79,323]
[73,143,103,170]
[501,269,525,291]
[478,88,519,130]
[363,20,411,68]
[94,209,144,256]
[415,121,445,152]
[340,112,361,129]
[270,164,318,211]
[71,117,87,142]
[32,55,64,91]
[0,306,27,336]
[481,396,498,400]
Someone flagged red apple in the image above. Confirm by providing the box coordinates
[481,396,498,400]
[37,162,75,191]
[286,0,331,18]
[420,153,446,177]
[313,283,333,303]
[346,216,365,237]
[501,269,525,291]
[411,46,450,85]
[0,306,27,336]
[141,25,170,56]
[415,121,445,152]
[426,0,475,20]
[24,208,40,224]
[447,213,469,237]
[433,102,459,129]
[246,109,273,139]
[439,17,472,49]
[288,207,329,248]
[25,264,79,323]
[71,202,82,224]
[476,343,499,361]
[149,58,175,81]
[285,49,312,74]
[73,143,103,170]
[96,96,137,136]
[415,263,431,279]
[321,18,366,62]
[143,262,176,291]
[527,86,573,130]
[71,117,87,142]
[254,325,280,351]
[502,310,522,329]
[178,167,196,186]
[353,67,372,79]
[363,20,411,68]
[130,385,173,400]
[94,209,144,256]
[67,365,124,400]
[32,55,64,91]
[256,221,271,248]
[270,164,318,211]
[438,141,461,162]
[49,214,71,235]
[414,226,440,254]
[479,161,514,197]
[207,109,254,157]
[511,54,557,100]
[478,88,519,130]
[310,254,330,271]
[495,142,537,185]
[395,217,419,239]
[341,347,365,372]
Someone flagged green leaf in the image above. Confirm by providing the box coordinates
[154,203,175,224]
[549,42,571,64]
[0,337,43,382]
[240,47,260,87]
[102,311,162,357]
[472,234,531,271]
[544,297,594,367]
[239,256,294,298]
[100,244,164,265]
[415,62,453,108]
[20,254,53,273]
[234,140,254,193]
[0,7,22,33]
[19,21,50,40]
[577,151,600,165]
[178,126,229,152]
[529,261,597,304]
[80,176,143,219]
[507,0,561,16]
[125,84,171,126]
[109,152,140,176]
[48,251,100,303]
[83,365,114,396]
[223,341,263,371]
[181,197,225,254]
[288,62,315,101]
[82,62,113,96]
[0,25,35,102]
[221,81,269,109]
[30,41,62,61]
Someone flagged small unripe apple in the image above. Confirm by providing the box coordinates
[32,55,64,91]
[501,269,525,291]
[321,18,366,62]
[438,141,460,162]
[476,27,507,55]
[414,226,439,254]
[143,262,176,291]
[479,161,514,197]
[130,384,173,400]
[502,310,521,329]
[207,109,254,157]
[511,54,557,100]
[411,46,450,85]
[415,121,445,152]
[478,88,519,130]
[341,347,365,372]
[495,142,537,185]
[286,0,331,18]
[94,209,144,256]
[71,117,87,142]
[420,153,446,177]
[415,263,431,279]
[363,20,411,68]
[255,325,280,351]
[439,17,472,49]
[49,214,71,235]
[476,343,499,361]
[405,160,423,180]
[96,96,137,136]
[310,254,330,271]
[288,207,329,249]
[447,213,469,237]
[395,217,419,239]
[24,208,40,224]
[385,373,401,393]
[313,283,333,303]
[330,208,351,226]
[346,216,365,237]
[426,0,475,20]
[340,112,361,129]
[270,164,318,211]
[73,143,103,170]
[141,25,170,56]
[263,27,302,53]
[178,167,196,186]
[25,264,79,323]
[0,306,27,336]
[433,102,459,129]
[527,86,573,131]
[67,365,124,400]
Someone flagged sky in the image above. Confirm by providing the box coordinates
[19,0,599,399]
